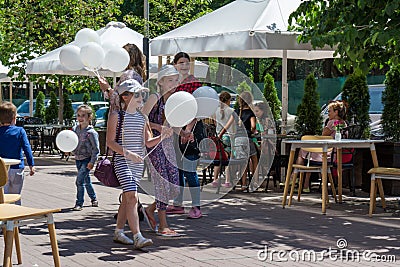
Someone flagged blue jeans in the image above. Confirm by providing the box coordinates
[174,155,200,207]
[75,158,96,206]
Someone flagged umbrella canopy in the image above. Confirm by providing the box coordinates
[26,22,144,77]
[151,0,336,132]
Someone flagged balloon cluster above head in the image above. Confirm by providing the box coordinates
[59,28,130,73]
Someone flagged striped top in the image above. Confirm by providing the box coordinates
[113,110,146,191]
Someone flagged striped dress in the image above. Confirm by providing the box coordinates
[114,110,146,192]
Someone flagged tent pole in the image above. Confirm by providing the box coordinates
[158,56,162,70]
[0,82,2,103]
[9,82,12,104]
[281,50,288,135]
[112,73,116,88]
[29,82,34,116]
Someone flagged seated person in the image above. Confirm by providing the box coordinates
[294,100,348,193]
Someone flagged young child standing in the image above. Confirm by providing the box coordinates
[107,78,173,248]
[0,102,35,205]
[72,104,100,211]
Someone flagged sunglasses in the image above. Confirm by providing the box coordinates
[121,91,149,100]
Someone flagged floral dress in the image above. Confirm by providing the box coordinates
[147,93,180,210]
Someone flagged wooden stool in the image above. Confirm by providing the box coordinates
[368,167,400,217]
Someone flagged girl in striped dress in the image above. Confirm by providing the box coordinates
[106,79,173,249]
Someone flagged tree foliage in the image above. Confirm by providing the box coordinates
[382,65,400,142]
[295,73,322,135]
[45,91,58,123]
[0,0,123,80]
[63,93,74,121]
[289,0,400,73]
[341,73,370,138]
[34,91,46,120]
[263,73,281,120]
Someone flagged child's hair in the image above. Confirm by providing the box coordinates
[77,104,93,121]
[238,91,253,127]
[219,91,231,120]
[173,52,190,64]
[123,43,146,80]
[254,101,268,120]
[0,101,17,124]
[328,100,348,121]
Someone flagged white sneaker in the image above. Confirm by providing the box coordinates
[134,235,153,249]
[113,231,134,245]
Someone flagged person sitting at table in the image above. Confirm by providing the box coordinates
[294,100,348,193]
[0,102,35,205]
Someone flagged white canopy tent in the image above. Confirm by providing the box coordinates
[151,0,336,132]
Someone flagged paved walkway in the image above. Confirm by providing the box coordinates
[2,156,400,266]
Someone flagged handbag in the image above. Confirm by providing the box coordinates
[207,136,229,161]
[94,112,124,187]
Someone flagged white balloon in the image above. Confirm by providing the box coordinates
[80,42,105,70]
[59,45,84,71]
[101,41,119,53]
[192,86,219,118]
[75,28,100,47]
[165,91,198,127]
[56,130,79,152]
[104,47,130,72]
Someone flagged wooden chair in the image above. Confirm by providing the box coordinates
[287,135,337,206]
[0,157,61,267]
[367,167,400,217]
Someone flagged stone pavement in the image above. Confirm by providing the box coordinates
[2,156,399,266]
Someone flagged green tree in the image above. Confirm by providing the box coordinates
[295,73,322,135]
[34,91,46,121]
[45,91,58,124]
[0,0,122,79]
[263,73,281,120]
[382,65,400,142]
[63,93,74,122]
[341,72,370,138]
[83,91,91,104]
[289,1,399,73]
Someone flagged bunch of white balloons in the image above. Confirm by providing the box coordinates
[59,28,130,73]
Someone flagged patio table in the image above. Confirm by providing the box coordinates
[282,139,384,214]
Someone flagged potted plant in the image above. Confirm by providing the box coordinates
[294,73,322,135]
[341,72,370,138]
[45,91,58,124]
[63,93,74,125]
[34,91,46,121]
[375,64,400,195]
[263,73,281,121]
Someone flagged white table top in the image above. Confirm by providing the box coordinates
[283,139,384,149]
[1,158,21,166]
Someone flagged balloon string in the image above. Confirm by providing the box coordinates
[92,68,101,79]
[142,140,161,160]
[180,120,198,160]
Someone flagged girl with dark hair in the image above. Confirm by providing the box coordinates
[98,43,146,113]
[169,51,204,219]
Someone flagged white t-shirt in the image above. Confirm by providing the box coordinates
[215,106,234,134]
